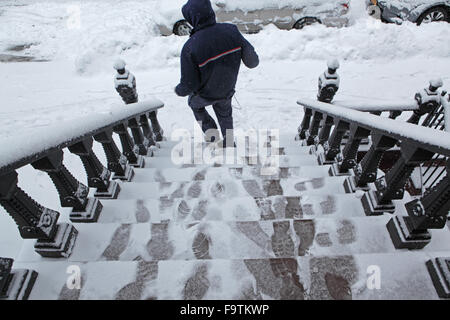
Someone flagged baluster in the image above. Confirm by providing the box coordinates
[0,171,77,258]
[68,137,120,199]
[345,133,397,193]
[149,111,164,142]
[31,150,103,223]
[332,124,370,176]
[362,144,434,215]
[305,111,323,146]
[318,120,349,165]
[113,122,145,168]
[387,160,450,250]
[94,129,134,181]
[0,257,38,300]
[317,115,334,145]
[389,111,402,119]
[139,114,156,147]
[426,257,450,298]
[128,117,149,156]
[296,108,312,141]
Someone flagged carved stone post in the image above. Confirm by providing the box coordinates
[94,129,134,181]
[296,108,312,141]
[318,120,349,165]
[149,111,164,142]
[0,171,77,258]
[344,134,397,193]
[0,257,38,300]
[305,111,323,146]
[113,123,144,168]
[31,150,103,223]
[362,144,434,215]
[426,257,450,298]
[68,137,120,199]
[331,124,370,176]
[317,115,334,145]
[128,117,149,156]
[387,160,450,249]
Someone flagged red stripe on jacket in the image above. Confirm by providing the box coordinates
[198,47,242,68]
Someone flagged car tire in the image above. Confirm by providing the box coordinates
[293,17,322,30]
[417,6,449,25]
[173,20,192,36]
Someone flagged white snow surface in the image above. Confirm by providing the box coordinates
[0,0,449,261]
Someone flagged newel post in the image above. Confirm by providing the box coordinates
[344,133,397,193]
[362,144,434,215]
[94,129,134,181]
[31,150,103,223]
[0,171,78,258]
[68,137,120,199]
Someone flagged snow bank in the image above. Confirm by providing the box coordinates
[1,0,449,74]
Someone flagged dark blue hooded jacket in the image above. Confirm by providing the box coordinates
[175,0,259,101]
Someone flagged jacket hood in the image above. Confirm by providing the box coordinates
[182,0,216,34]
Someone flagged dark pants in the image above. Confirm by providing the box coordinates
[188,95,234,146]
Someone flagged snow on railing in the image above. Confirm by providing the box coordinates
[0,98,164,266]
[332,99,418,112]
[297,97,450,251]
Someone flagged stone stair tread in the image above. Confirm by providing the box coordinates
[131,165,331,183]
[95,193,367,224]
[116,176,349,199]
[14,251,447,300]
[142,155,318,168]
[152,144,312,157]
[156,134,302,149]
[16,216,450,263]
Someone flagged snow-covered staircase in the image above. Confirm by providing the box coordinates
[7,134,450,300]
[1,98,450,300]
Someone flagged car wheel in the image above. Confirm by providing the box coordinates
[417,7,449,25]
[293,17,322,30]
[173,20,192,36]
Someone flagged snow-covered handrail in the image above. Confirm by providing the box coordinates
[0,98,165,260]
[297,98,450,156]
[332,99,418,112]
[0,98,164,175]
[297,97,450,251]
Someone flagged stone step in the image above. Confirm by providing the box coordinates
[156,133,303,150]
[95,193,366,224]
[142,154,319,169]
[116,176,349,200]
[131,165,331,183]
[14,251,448,299]
[16,216,450,263]
[151,143,313,158]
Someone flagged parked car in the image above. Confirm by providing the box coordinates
[156,0,350,36]
[367,0,450,25]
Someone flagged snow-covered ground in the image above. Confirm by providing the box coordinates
[0,0,449,259]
